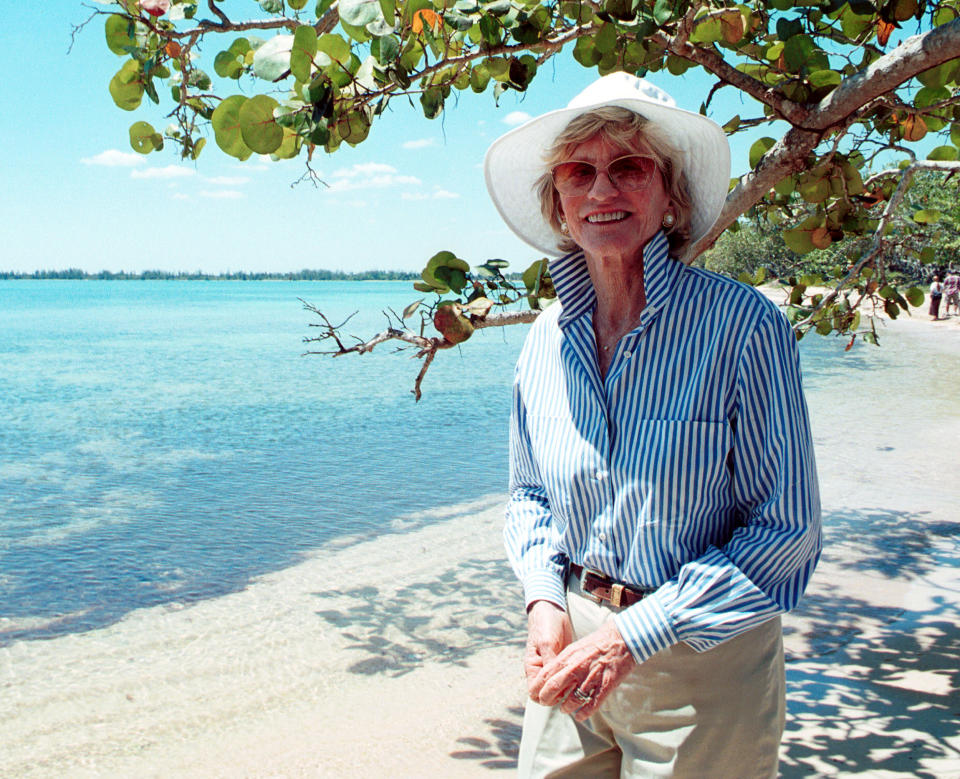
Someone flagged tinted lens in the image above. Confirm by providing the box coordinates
[551,156,657,195]
[608,156,656,190]
[551,161,598,194]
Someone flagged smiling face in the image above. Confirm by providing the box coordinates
[557,133,672,265]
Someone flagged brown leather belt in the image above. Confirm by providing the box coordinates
[569,564,650,608]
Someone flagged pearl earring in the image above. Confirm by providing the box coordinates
[559,221,569,235]
[662,213,676,229]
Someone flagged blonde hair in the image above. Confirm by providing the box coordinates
[535,107,693,258]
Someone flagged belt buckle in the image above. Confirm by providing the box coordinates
[578,567,607,605]
[578,567,626,608]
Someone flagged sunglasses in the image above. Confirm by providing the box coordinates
[550,155,659,196]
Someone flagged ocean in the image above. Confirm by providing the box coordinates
[0,279,953,646]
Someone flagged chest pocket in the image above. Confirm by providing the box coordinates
[628,419,733,525]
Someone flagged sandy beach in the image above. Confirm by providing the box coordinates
[2,311,959,778]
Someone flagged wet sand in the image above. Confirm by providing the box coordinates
[2,313,958,778]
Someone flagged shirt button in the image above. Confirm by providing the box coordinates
[598,532,607,542]
[623,350,632,359]
[596,470,608,481]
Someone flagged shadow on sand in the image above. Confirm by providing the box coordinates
[311,556,525,677]
[312,504,958,774]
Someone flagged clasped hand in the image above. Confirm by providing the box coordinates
[524,600,636,722]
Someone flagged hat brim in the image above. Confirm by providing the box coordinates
[484,96,731,262]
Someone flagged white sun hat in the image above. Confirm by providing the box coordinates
[483,72,731,261]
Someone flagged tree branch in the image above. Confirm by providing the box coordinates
[810,18,960,131]
[301,301,540,400]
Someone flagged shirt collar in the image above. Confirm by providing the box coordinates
[548,230,681,329]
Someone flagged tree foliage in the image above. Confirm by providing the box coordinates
[86,0,960,394]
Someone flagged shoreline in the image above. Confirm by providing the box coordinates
[2,315,959,777]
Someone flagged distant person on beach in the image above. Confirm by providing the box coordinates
[943,269,959,317]
[930,274,943,320]
[486,74,822,778]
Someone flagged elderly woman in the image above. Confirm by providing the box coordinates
[484,74,821,777]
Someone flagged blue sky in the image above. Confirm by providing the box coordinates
[3,3,777,274]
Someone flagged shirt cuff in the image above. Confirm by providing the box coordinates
[613,581,681,663]
[522,568,568,612]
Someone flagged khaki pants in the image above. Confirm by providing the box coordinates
[518,575,785,778]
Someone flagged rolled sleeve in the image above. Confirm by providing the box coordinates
[504,376,568,612]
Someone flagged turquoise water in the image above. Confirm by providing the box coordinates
[0,281,524,644]
[0,280,954,645]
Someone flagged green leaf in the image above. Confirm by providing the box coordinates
[105,15,135,56]
[253,34,294,81]
[420,86,444,119]
[652,0,674,24]
[783,34,817,71]
[413,282,437,293]
[291,25,318,83]
[371,34,400,64]
[215,50,244,79]
[782,228,815,254]
[108,60,144,111]
[260,0,283,11]
[798,175,831,203]
[433,266,467,292]
[128,121,163,153]
[522,259,548,292]
[379,0,396,20]
[775,17,803,40]
[239,95,283,154]
[573,36,601,68]
[289,0,310,7]
[722,115,740,133]
[211,95,253,160]
[689,15,724,45]
[470,64,491,93]
[666,54,693,76]
[905,287,925,307]
[912,209,941,224]
[593,23,617,55]
[317,33,351,61]
[808,69,842,89]
[748,137,775,168]
[928,145,959,161]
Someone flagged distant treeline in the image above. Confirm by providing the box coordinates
[0,268,422,281]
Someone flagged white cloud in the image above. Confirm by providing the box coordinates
[199,190,244,199]
[503,111,532,126]
[205,175,250,186]
[402,188,460,201]
[333,162,398,178]
[402,138,436,150]
[172,193,191,201]
[325,162,421,192]
[81,149,145,167]
[130,165,196,180]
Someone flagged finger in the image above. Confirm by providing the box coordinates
[572,666,619,722]
[537,664,581,707]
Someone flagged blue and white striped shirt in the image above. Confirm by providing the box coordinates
[504,231,821,662]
